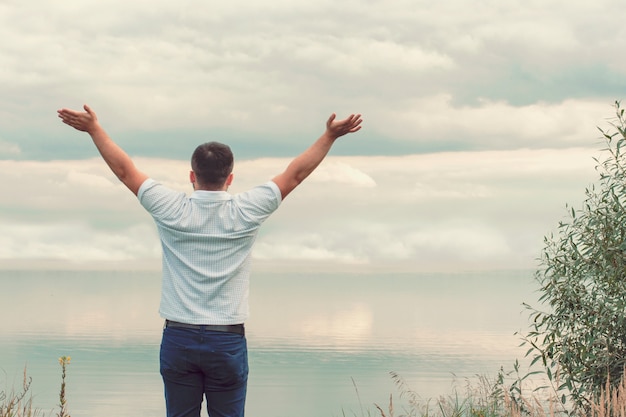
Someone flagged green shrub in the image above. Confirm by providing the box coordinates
[523,101,626,411]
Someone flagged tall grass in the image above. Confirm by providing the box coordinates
[0,357,71,417]
[344,368,626,417]
[0,368,38,417]
[6,357,626,416]
[589,368,626,417]
[56,357,70,417]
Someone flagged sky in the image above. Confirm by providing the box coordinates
[1,0,625,272]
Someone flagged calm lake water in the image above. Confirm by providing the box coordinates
[0,269,539,417]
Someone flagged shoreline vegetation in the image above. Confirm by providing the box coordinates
[1,357,70,417]
[3,360,626,417]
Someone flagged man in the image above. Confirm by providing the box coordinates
[57,104,363,417]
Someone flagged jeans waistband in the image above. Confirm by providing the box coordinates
[164,320,245,335]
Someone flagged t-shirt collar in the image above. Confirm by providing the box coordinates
[190,190,232,201]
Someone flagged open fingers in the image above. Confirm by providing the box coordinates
[57,108,92,131]
[343,114,362,132]
[350,114,363,128]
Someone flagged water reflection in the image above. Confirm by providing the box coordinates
[0,269,538,417]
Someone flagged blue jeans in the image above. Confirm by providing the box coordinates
[160,326,248,417]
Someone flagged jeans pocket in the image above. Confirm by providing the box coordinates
[160,327,192,375]
[204,335,248,390]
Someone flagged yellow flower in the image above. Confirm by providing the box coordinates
[58,356,71,365]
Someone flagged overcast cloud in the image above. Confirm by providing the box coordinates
[0,0,624,271]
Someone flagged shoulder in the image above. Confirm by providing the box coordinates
[232,181,282,216]
[137,178,157,200]
[138,178,183,198]
[137,178,187,212]
[259,181,282,200]
[236,181,281,203]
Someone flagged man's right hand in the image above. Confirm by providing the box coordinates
[272,112,363,200]
[325,113,363,140]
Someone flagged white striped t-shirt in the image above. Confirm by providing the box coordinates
[138,178,282,325]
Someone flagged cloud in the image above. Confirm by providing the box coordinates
[0,147,600,271]
[0,139,20,157]
[0,220,159,262]
[369,96,611,149]
[66,169,118,189]
[290,37,455,76]
[0,0,624,272]
[308,161,376,187]
[1,0,624,161]
[254,233,367,264]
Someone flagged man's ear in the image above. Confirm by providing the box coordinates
[226,173,234,186]
[190,171,196,184]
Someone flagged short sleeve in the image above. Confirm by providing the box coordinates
[234,181,282,220]
[138,178,187,221]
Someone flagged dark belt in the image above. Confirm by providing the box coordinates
[165,320,245,335]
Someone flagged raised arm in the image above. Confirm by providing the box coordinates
[272,113,362,200]
[57,105,149,195]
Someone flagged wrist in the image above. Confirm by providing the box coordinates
[87,122,104,136]
[323,131,340,141]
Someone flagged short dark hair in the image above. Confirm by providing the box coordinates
[191,142,234,188]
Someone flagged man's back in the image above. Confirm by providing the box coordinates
[138,178,282,325]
